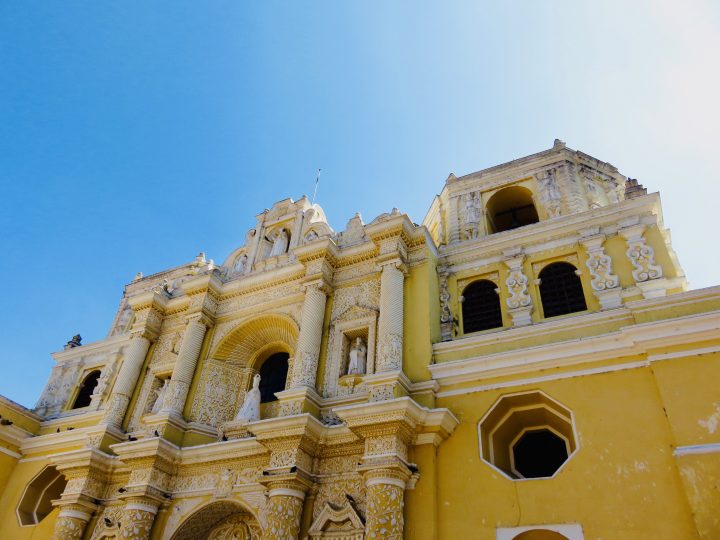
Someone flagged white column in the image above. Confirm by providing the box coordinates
[102,335,151,428]
[161,315,208,415]
[291,282,328,388]
[376,261,405,372]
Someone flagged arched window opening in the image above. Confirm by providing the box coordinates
[513,531,570,540]
[512,429,570,479]
[71,370,101,409]
[258,353,289,403]
[17,466,67,526]
[539,262,587,318]
[462,280,502,333]
[486,186,539,233]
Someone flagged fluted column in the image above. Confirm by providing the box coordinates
[263,484,306,540]
[376,261,405,372]
[118,500,158,540]
[161,314,208,415]
[290,282,328,388]
[364,468,407,540]
[52,505,92,540]
[102,335,151,428]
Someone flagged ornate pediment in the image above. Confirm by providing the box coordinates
[332,305,378,325]
[308,499,365,539]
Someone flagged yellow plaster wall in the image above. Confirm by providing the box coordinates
[406,444,437,540]
[434,367,698,539]
[651,351,720,446]
[0,451,18,498]
[0,458,60,540]
[676,452,720,539]
[404,261,438,382]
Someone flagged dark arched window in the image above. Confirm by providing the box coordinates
[71,370,101,409]
[539,262,587,318]
[462,280,502,333]
[258,353,289,403]
[486,186,539,233]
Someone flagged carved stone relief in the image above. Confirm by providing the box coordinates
[189,359,245,428]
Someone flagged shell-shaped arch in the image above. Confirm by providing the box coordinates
[211,314,299,367]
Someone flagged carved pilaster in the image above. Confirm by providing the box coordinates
[101,335,151,428]
[263,482,306,540]
[503,252,533,326]
[290,281,329,389]
[161,314,209,416]
[580,232,622,309]
[620,224,663,282]
[376,260,405,372]
[363,467,409,540]
[438,268,454,342]
[118,499,159,540]
[52,505,92,540]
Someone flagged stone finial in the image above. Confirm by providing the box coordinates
[624,178,648,199]
[553,138,566,149]
[133,272,143,281]
[64,335,82,350]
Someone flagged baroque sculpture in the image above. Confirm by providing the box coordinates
[151,379,169,414]
[347,338,367,376]
[461,191,481,240]
[537,169,562,217]
[234,374,261,422]
[269,229,289,257]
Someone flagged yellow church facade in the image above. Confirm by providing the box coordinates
[0,140,718,540]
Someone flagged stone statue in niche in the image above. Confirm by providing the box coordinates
[269,229,289,257]
[347,337,367,375]
[537,169,562,217]
[151,379,169,414]
[234,373,261,422]
[232,253,247,275]
[461,192,481,239]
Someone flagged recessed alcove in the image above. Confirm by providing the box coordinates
[478,391,577,480]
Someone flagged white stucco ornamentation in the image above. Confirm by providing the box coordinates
[504,254,533,326]
[621,225,663,282]
[536,168,562,218]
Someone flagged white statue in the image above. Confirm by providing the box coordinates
[347,337,367,375]
[234,373,261,422]
[462,192,481,224]
[151,379,169,414]
[232,253,247,274]
[538,170,562,217]
[269,229,289,257]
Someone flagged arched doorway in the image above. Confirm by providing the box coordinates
[170,500,261,540]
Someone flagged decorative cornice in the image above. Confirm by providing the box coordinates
[430,308,720,387]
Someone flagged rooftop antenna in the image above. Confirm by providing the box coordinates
[312,168,321,205]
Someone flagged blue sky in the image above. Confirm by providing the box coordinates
[1,1,719,407]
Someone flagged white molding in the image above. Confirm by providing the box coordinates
[366,476,406,489]
[430,310,720,388]
[437,360,648,398]
[0,445,21,459]
[673,443,720,456]
[496,523,584,540]
[58,508,92,521]
[648,345,720,363]
[125,501,159,514]
[268,487,306,500]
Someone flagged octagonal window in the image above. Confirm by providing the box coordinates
[511,428,570,479]
[478,391,578,480]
